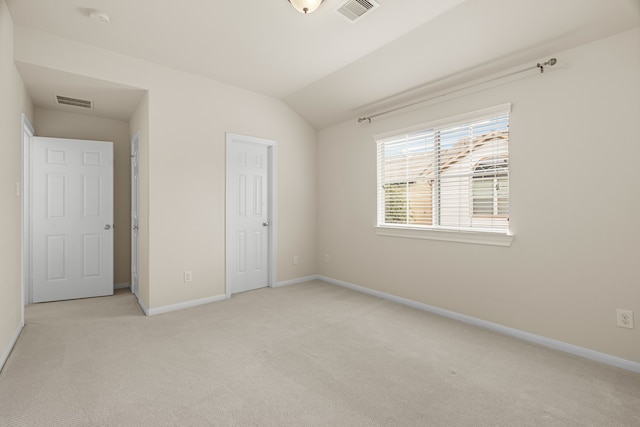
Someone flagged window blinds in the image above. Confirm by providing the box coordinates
[377,107,510,233]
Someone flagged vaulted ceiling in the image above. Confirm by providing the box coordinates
[7,0,640,128]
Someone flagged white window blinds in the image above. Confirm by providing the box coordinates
[376,105,510,233]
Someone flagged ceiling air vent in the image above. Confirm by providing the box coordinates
[336,0,379,22]
[55,95,93,109]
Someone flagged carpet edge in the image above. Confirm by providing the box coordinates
[319,275,640,374]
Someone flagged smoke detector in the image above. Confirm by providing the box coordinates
[335,0,379,22]
[89,10,110,24]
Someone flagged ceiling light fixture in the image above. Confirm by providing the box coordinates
[88,10,110,24]
[288,0,324,14]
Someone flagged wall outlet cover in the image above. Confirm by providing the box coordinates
[616,309,634,329]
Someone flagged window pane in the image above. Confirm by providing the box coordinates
[408,179,433,225]
[473,177,494,216]
[497,178,509,215]
[385,183,408,224]
[377,107,510,232]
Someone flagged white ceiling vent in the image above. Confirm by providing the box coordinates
[335,0,379,22]
[55,95,93,109]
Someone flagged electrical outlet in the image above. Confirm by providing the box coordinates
[616,309,634,329]
[293,255,299,265]
[184,271,193,283]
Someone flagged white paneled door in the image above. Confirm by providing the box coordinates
[227,135,274,295]
[31,137,114,303]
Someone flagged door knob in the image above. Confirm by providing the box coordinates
[104,224,112,230]
[262,222,270,227]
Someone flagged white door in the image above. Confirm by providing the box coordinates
[31,137,114,303]
[131,135,139,298]
[226,134,275,295]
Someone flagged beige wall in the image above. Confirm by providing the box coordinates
[33,108,131,287]
[317,28,640,363]
[0,0,33,367]
[13,26,317,310]
[144,73,317,308]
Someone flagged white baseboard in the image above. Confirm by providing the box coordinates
[317,275,640,374]
[115,282,130,290]
[275,275,321,288]
[146,294,228,316]
[144,275,320,315]
[0,321,24,373]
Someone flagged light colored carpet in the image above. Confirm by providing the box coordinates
[0,280,638,426]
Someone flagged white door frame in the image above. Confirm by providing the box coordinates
[130,134,139,299]
[225,133,277,298]
[21,114,34,311]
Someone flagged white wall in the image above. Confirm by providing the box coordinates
[13,26,317,310]
[33,108,132,287]
[317,28,640,363]
[0,0,33,369]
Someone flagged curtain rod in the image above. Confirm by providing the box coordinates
[357,58,557,124]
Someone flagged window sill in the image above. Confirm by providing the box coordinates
[374,226,514,247]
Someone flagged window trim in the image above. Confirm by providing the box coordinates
[374,225,514,247]
[374,103,513,245]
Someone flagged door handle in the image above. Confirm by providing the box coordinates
[262,222,270,227]
[104,224,112,230]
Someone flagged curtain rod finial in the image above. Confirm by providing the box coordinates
[537,58,558,74]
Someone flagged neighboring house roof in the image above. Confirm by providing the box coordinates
[383,131,508,184]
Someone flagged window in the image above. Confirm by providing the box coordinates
[472,158,508,217]
[376,105,510,236]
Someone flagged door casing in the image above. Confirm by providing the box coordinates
[21,114,34,309]
[225,133,277,298]
[131,134,139,299]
